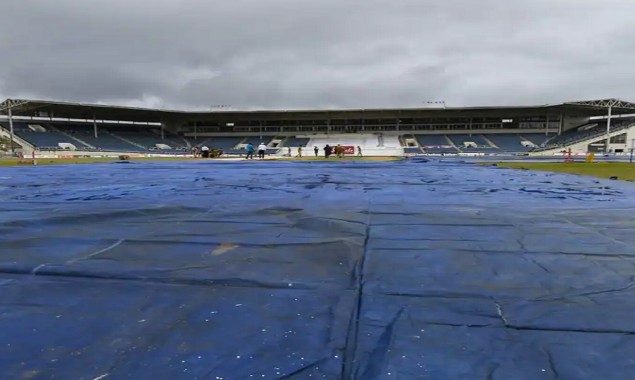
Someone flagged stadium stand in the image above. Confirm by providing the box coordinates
[539,124,598,147]
[108,127,186,150]
[280,137,310,147]
[55,124,145,152]
[380,135,401,148]
[184,137,212,148]
[415,135,459,154]
[400,135,420,149]
[403,147,423,154]
[308,134,379,149]
[446,134,496,153]
[521,133,551,147]
[243,136,273,145]
[4,97,635,157]
[230,136,279,155]
[536,119,635,151]
[486,134,537,152]
[183,135,279,156]
[3,123,83,150]
[206,136,245,150]
[271,134,403,156]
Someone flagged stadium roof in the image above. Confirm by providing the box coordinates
[2,98,635,123]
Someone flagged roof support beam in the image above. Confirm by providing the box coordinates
[8,105,15,154]
[605,106,612,152]
[566,98,635,111]
[0,99,30,113]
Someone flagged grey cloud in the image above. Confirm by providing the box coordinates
[1,0,635,110]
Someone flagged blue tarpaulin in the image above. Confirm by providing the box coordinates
[2,159,635,379]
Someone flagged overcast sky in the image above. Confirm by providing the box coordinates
[1,0,634,110]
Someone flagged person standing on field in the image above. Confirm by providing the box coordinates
[314,146,319,157]
[245,142,255,159]
[324,144,332,158]
[201,145,210,158]
[257,143,268,159]
[335,144,344,158]
[357,146,363,157]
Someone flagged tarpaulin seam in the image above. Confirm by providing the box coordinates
[273,357,328,379]
[532,281,635,302]
[369,247,635,258]
[542,347,560,380]
[0,269,348,291]
[37,239,364,248]
[358,308,404,379]
[503,325,635,335]
[381,291,502,300]
[559,216,634,248]
[205,183,300,194]
[372,237,519,242]
[370,223,515,227]
[341,194,373,379]
[419,321,493,328]
[523,256,551,273]
[493,300,635,335]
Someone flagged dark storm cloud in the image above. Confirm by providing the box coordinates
[1,0,635,110]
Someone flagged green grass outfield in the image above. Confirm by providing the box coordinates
[490,162,635,181]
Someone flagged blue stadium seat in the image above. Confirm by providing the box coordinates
[206,137,245,150]
[55,124,146,152]
[522,133,552,146]
[1,123,84,150]
[415,135,459,154]
[108,127,187,150]
[447,134,497,153]
[243,136,273,146]
[486,134,534,152]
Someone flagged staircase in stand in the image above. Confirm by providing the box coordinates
[445,135,462,153]
[148,129,183,147]
[106,131,148,150]
[481,135,498,149]
[46,124,95,149]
